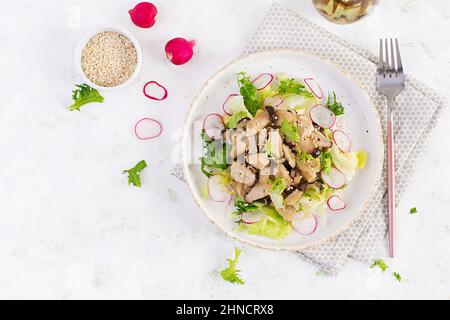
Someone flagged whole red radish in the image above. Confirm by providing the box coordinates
[129,2,158,28]
[165,38,196,65]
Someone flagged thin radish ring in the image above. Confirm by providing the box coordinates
[222,94,239,116]
[252,73,274,91]
[134,118,163,140]
[303,78,323,99]
[143,81,168,101]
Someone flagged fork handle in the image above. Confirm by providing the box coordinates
[387,99,395,257]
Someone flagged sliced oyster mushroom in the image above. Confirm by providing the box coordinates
[236,117,251,130]
[311,130,332,149]
[230,162,256,186]
[297,114,314,139]
[244,182,271,203]
[275,109,297,127]
[248,153,270,170]
[230,130,247,159]
[296,137,316,154]
[275,163,293,187]
[247,133,258,155]
[297,157,320,183]
[285,189,302,206]
[231,181,251,198]
[257,128,268,152]
[246,110,270,135]
[282,144,296,168]
[259,165,272,183]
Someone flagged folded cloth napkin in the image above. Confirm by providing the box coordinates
[172,3,445,274]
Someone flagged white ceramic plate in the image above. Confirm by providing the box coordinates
[183,50,383,250]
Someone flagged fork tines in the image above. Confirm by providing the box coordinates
[378,38,403,77]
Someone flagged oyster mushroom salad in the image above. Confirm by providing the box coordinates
[200,72,368,240]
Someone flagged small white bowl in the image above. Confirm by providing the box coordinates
[75,25,142,91]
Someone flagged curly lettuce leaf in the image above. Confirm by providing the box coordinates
[238,206,291,240]
[268,178,286,209]
[123,160,147,188]
[320,151,332,173]
[224,111,249,129]
[69,84,104,111]
[220,247,244,285]
[300,184,333,211]
[200,130,230,178]
[325,91,344,116]
[278,78,313,98]
[234,198,263,213]
[330,145,359,180]
[238,72,262,117]
[280,119,300,142]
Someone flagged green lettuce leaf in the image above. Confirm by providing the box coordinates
[238,72,262,117]
[320,151,332,173]
[123,160,147,188]
[239,206,291,240]
[277,78,313,98]
[268,178,286,209]
[69,84,104,111]
[325,91,344,116]
[280,119,300,142]
[220,247,244,285]
[200,130,230,178]
[224,111,249,129]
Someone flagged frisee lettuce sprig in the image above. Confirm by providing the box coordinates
[237,72,262,117]
[278,78,313,98]
[69,83,104,111]
[123,160,147,188]
[220,247,244,285]
[325,91,344,116]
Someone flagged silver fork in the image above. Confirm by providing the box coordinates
[377,39,405,258]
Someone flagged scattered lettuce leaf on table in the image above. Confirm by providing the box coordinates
[123,160,147,188]
[370,259,389,272]
[69,83,104,111]
[220,247,244,285]
[393,271,402,282]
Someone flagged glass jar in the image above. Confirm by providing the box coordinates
[312,0,379,24]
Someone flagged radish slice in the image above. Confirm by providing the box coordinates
[333,130,352,153]
[208,175,231,202]
[222,94,239,115]
[134,118,163,140]
[264,95,284,108]
[303,78,323,99]
[143,81,168,101]
[203,113,224,139]
[321,167,346,189]
[292,214,317,236]
[252,73,274,90]
[309,104,336,128]
[327,195,347,211]
[242,211,266,224]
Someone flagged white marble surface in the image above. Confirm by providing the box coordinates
[0,0,449,299]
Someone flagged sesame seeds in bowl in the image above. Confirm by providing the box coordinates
[75,25,142,90]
